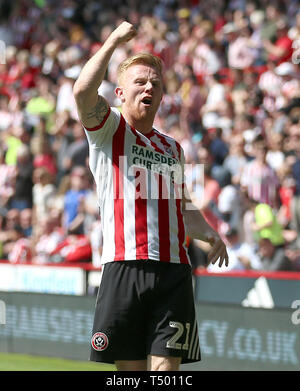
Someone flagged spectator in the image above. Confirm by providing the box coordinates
[175,22,194,71]
[192,21,221,82]
[263,19,293,65]
[226,23,256,70]
[214,100,234,139]
[252,201,285,247]
[62,122,89,173]
[285,248,300,271]
[223,134,249,185]
[240,135,279,208]
[257,238,295,271]
[209,127,229,166]
[63,165,92,235]
[25,76,55,125]
[32,166,56,223]
[0,93,24,131]
[178,66,205,135]
[51,113,76,183]
[242,192,258,247]
[260,5,281,42]
[200,73,226,129]
[266,132,285,172]
[10,144,34,210]
[31,211,65,264]
[19,208,33,237]
[209,167,241,231]
[189,147,221,232]
[156,69,182,132]
[230,69,249,116]
[207,227,261,272]
[56,66,80,121]
[3,125,23,166]
[275,62,300,110]
[8,234,32,264]
[6,49,38,95]
[248,10,266,66]
[42,39,62,79]
[258,59,282,113]
[0,208,22,259]
[31,117,57,176]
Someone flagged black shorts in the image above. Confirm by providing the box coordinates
[90,260,201,364]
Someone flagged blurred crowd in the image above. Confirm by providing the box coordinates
[0,0,300,272]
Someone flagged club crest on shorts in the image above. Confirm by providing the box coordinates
[91,332,109,351]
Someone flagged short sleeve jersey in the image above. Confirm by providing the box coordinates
[83,107,190,265]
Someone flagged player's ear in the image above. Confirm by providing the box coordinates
[115,86,125,103]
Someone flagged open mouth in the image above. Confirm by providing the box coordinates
[141,97,152,105]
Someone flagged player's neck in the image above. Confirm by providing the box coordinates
[122,110,154,135]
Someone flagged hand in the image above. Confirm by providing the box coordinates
[110,21,137,45]
[207,235,229,268]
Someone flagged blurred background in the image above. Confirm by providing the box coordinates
[0,0,300,371]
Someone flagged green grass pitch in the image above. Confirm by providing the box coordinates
[0,352,116,371]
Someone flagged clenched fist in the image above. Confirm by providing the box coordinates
[109,21,137,45]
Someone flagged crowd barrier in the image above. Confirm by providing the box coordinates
[0,260,99,296]
[0,262,299,371]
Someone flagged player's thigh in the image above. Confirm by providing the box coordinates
[90,262,148,363]
[115,359,147,371]
[147,355,182,371]
[147,264,200,364]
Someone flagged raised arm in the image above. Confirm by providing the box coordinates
[73,21,137,129]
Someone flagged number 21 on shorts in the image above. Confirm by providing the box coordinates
[166,321,190,350]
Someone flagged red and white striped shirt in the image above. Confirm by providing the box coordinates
[240,159,279,208]
[84,107,190,265]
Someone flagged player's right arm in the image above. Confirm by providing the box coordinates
[73,21,137,129]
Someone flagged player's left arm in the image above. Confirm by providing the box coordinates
[182,185,229,268]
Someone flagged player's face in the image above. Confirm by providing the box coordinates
[117,64,163,121]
